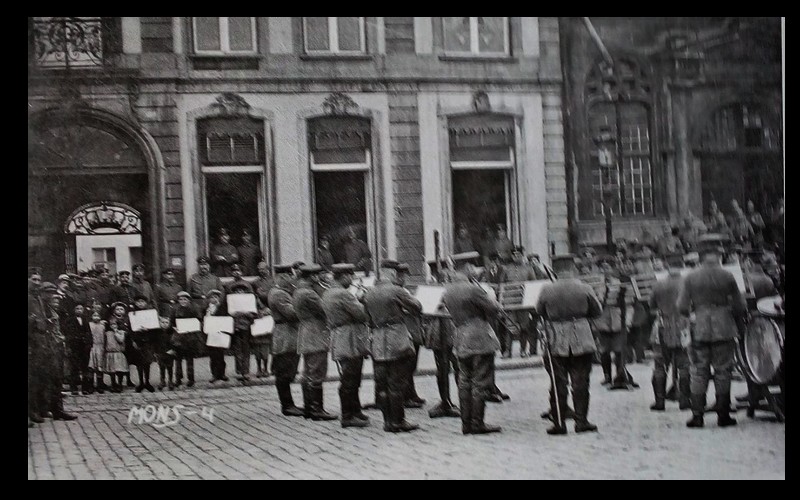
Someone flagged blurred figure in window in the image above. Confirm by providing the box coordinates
[237,229,262,276]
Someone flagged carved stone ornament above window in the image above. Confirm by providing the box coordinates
[65,202,142,235]
[472,91,491,113]
[211,92,251,116]
[322,92,358,116]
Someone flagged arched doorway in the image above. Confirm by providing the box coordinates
[28,108,162,280]
[694,102,783,217]
[64,202,143,274]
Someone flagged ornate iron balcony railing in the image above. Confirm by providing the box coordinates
[32,17,104,69]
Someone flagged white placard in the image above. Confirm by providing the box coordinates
[128,309,159,331]
[521,280,550,308]
[206,330,231,349]
[251,316,275,337]
[227,294,257,314]
[175,318,201,334]
[203,315,234,334]
[414,285,446,315]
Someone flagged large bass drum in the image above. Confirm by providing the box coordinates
[739,315,784,385]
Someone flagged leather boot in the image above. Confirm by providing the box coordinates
[377,391,392,431]
[30,413,45,424]
[650,376,666,411]
[302,383,312,419]
[310,387,337,421]
[352,391,369,421]
[686,394,705,428]
[278,383,304,417]
[716,392,737,427]
[429,401,460,418]
[470,397,501,434]
[459,389,473,434]
[600,353,612,385]
[678,375,691,410]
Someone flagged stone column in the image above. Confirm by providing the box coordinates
[671,86,692,219]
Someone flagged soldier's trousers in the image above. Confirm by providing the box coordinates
[34,343,67,415]
[457,354,494,429]
[688,340,736,405]
[652,344,690,403]
[338,357,364,419]
[232,331,250,376]
[374,359,408,425]
[433,346,459,403]
[273,352,300,409]
[552,353,593,425]
[302,351,328,390]
[403,344,422,400]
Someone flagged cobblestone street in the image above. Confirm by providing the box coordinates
[28,361,785,480]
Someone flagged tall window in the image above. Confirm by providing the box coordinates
[193,17,257,55]
[585,59,654,217]
[448,113,516,252]
[303,17,366,54]
[442,17,509,55]
[308,116,372,264]
[198,117,266,259]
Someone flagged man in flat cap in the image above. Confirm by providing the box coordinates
[535,255,602,435]
[268,264,304,417]
[211,228,239,277]
[678,244,747,428]
[293,264,337,421]
[321,263,371,428]
[190,257,224,311]
[362,261,423,432]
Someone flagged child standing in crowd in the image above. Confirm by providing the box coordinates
[170,291,200,388]
[204,289,229,383]
[155,316,175,390]
[129,294,156,393]
[63,303,92,395]
[104,303,130,393]
[87,311,107,394]
[229,282,257,383]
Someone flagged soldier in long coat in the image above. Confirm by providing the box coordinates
[267,265,303,417]
[362,263,423,433]
[443,267,503,435]
[535,259,603,435]
[293,264,336,421]
[649,266,691,411]
[36,284,78,421]
[155,268,183,318]
[321,263,371,428]
[189,257,224,311]
[210,228,239,278]
[678,245,747,428]
[131,264,156,307]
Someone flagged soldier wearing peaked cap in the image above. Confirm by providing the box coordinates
[268,264,304,417]
[293,264,337,421]
[321,263,371,428]
[362,262,423,432]
[210,228,239,277]
[394,263,427,409]
[190,257,224,311]
[535,256,602,435]
[678,244,747,429]
[36,284,78,421]
[131,264,155,309]
[155,268,183,317]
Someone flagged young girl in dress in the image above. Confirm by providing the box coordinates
[104,303,130,393]
[87,311,107,394]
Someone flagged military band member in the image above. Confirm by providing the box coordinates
[131,264,155,307]
[678,245,747,428]
[505,246,539,358]
[37,284,78,421]
[190,257,224,311]
[442,265,503,435]
[321,263,371,428]
[649,266,691,411]
[482,253,510,357]
[211,228,239,277]
[535,256,602,435]
[396,262,427,408]
[268,264,304,417]
[362,262,423,433]
[593,256,628,388]
[293,264,337,421]
[155,268,183,317]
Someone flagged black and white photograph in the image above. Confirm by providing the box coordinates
[27,17,785,480]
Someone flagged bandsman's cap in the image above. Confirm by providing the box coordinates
[298,263,323,275]
[291,261,305,269]
[274,264,295,274]
[331,263,356,276]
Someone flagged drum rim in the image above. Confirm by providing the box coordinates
[740,317,783,385]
